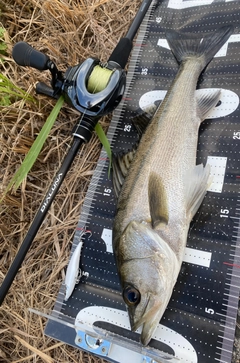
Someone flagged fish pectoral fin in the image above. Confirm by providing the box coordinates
[196,89,221,121]
[148,172,169,229]
[185,164,211,220]
[112,147,137,198]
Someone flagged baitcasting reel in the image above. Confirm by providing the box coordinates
[12,42,126,141]
[0,0,153,306]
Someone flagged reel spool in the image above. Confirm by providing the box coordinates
[63,57,126,117]
[87,65,114,94]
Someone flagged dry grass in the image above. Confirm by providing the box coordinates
[0,0,141,362]
[1,1,239,363]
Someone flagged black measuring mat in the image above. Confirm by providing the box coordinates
[45,1,240,362]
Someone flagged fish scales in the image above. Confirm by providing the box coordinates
[112,25,234,346]
[114,60,202,256]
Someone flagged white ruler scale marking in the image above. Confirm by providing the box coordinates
[101,228,212,268]
[207,156,228,193]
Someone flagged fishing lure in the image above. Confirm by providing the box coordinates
[64,230,90,301]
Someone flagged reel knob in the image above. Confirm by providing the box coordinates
[12,41,50,71]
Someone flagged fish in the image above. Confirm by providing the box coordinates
[112,25,234,346]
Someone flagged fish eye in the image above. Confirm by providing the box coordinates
[123,286,140,306]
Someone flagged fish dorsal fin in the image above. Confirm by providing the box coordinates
[132,104,157,136]
[112,147,137,198]
[185,164,211,220]
[196,89,221,121]
[148,172,169,229]
[112,104,157,198]
[132,112,151,136]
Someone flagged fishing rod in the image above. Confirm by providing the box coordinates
[0,0,154,305]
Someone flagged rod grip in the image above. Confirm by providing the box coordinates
[12,41,50,71]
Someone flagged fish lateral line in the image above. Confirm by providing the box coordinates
[123,255,156,263]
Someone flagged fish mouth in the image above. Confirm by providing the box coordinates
[130,295,162,346]
[132,313,160,346]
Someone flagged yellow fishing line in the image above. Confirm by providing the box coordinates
[87,65,113,93]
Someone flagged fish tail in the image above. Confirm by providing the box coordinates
[165,25,234,69]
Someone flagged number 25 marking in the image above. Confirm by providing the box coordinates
[233,132,240,140]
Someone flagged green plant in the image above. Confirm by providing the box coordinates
[0,73,35,106]
[0,27,35,106]
[0,27,7,55]
[0,25,111,197]
[1,95,112,199]
[2,96,65,197]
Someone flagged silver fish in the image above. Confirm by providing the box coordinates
[112,25,233,346]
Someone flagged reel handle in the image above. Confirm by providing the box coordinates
[36,82,59,98]
[12,41,50,71]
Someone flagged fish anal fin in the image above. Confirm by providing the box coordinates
[185,164,211,220]
[148,172,169,229]
[197,89,221,121]
[112,147,137,198]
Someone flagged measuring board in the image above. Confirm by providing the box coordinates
[44,1,240,362]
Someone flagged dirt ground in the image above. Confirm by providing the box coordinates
[0,0,239,362]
